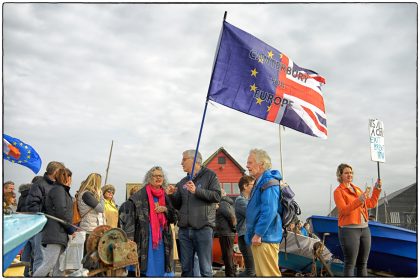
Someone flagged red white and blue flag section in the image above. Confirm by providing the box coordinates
[208,21,327,139]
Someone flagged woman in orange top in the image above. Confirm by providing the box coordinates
[333,163,381,276]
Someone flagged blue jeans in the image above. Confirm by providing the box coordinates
[178,227,213,277]
[21,239,33,276]
[31,232,45,273]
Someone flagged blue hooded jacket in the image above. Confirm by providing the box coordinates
[245,169,283,245]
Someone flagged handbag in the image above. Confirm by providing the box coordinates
[72,193,93,225]
[72,199,82,225]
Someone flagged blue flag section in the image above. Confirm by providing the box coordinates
[208,21,327,139]
[3,134,42,174]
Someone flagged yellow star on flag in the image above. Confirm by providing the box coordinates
[279,53,283,59]
[251,68,258,77]
[27,155,31,159]
[256,97,264,105]
[267,105,272,112]
[250,83,257,93]
[258,57,264,63]
[268,50,274,58]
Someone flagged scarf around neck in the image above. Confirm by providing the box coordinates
[145,184,167,249]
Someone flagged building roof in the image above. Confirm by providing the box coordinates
[377,182,416,206]
[202,147,246,173]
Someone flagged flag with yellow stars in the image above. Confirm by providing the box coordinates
[208,21,327,139]
[3,134,42,174]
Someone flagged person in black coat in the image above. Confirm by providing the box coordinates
[17,183,31,212]
[216,190,237,277]
[32,168,76,277]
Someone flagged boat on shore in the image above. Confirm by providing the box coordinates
[309,215,417,276]
[278,231,344,276]
[3,213,47,271]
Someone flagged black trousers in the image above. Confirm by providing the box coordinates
[238,235,256,276]
[338,227,371,276]
[219,235,236,277]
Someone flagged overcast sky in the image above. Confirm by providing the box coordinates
[3,3,417,219]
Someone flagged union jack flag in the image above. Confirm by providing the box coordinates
[208,21,327,139]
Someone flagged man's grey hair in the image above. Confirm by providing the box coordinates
[143,166,169,189]
[250,148,272,170]
[183,149,202,165]
[3,181,14,187]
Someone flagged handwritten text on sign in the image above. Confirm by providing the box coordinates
[369,119,385,162]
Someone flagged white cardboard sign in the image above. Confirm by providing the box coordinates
[369,119,385,162]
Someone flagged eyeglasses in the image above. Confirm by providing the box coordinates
[106,190,114,194]
[152,174,163,179]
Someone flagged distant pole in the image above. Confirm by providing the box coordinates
[384,193,388,224]
[105,140,114,185]
[278,126,284,181]
[190,12,227,180]
[328,184,332,216]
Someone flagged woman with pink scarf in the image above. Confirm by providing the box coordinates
[129,166,176,277]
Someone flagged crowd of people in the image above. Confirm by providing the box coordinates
[4,148,382,277]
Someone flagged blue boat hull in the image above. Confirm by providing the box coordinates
[309,215,417,276]
[3,213,47,271]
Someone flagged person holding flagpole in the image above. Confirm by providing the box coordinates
[245,148,282,277]
[334,163,382,276]
[167,149,221,277]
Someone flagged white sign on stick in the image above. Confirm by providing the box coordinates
[369,119,385,162]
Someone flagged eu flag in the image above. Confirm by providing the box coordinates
[3,134,42,174]
[208,21,327,139]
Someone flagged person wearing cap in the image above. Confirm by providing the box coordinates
[102,184,118,228]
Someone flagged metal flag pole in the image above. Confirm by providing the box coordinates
[104,140,114,185]
[278,125,285,181]
[190,11,227,180]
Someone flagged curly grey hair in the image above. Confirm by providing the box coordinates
[143,166,169,188]
[250,148,272,170]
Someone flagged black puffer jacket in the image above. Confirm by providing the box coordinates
[130,187,176,274]
[171,167,221,229]
[17,188,31,212]
[42,184,75,248]
[118,198,136,241]
[216,196,237,237]
[26,173,57,213]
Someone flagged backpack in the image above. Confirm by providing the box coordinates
[261,179,301,236]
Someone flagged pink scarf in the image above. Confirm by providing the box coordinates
[146,184,167,249]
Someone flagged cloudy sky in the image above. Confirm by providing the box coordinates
[3,3,417,219]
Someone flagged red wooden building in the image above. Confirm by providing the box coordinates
[203,147,246,197]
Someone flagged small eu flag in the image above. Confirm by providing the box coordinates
[3,134,42,174]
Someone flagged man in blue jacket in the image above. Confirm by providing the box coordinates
[245,148,282,276]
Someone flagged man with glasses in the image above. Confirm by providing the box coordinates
[167,149,221,277]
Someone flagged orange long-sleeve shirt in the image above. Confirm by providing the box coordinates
[334,183,381,227]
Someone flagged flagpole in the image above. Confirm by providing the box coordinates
[279,125,285,181]
[104,140,114,185]
[190,11,227,180]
